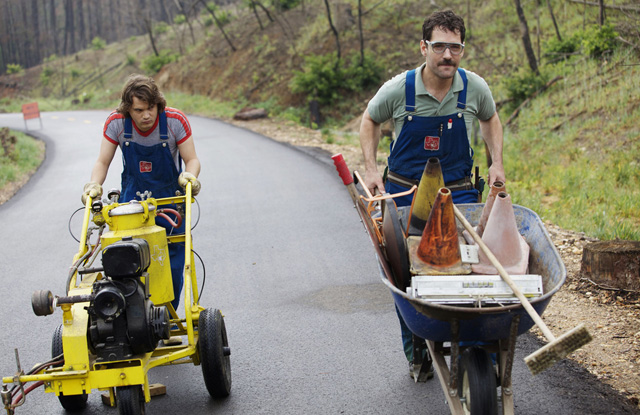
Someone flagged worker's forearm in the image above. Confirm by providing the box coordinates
[359,113,381,172]
[480,113,504,166]
[89,161,110,185]
[184,158,201,177]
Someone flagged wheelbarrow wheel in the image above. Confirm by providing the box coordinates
[198,308,231,398]
[116,385,145,415]
[51,324,88,411]
[458,347,498,415]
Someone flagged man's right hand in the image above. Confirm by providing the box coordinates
[363,169,385,196]
[81,182,103,205]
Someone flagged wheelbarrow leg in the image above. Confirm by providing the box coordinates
[498,315,520,415]
[425,319,466,414]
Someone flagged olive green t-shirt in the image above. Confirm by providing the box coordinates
[367,63,496,140]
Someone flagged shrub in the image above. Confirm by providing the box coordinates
[290,53,343,105]
[70,68,82,79]
[6,63,23,74]
[290,52,383,106]
[141,50,179,74]
[581,23,618,58]
[502,67,550,109]
[126,54,136,66]
[543,34,581,62]
[155,22,170,34]
[90,36,106,50]
[272,0,301,11]
[174,14,186,25]
[343,54,383,91]
[40,67,55,85]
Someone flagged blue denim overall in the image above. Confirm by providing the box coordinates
[122,112,185,310]
[386,68,478,206]
[390,69,478,361]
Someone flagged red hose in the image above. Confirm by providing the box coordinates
[157,208,183,228]
[12,381,44,406]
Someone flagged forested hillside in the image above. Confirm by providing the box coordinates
[0,0,638,240]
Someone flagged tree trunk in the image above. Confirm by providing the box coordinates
[513,0,539,75]
[581,241,640,291]
[253,1,274,23]
[357,0,364,66]
[323,0,341,63]
[598,0,605,25]
[250,1,264,30]
[31,0,41,66]
[143,17,160,56]
[199,0,237,52]
[546,0,562,41]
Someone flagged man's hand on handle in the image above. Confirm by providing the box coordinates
[178,172,201,196]
[363,169,385,196]
[81,182,103,205]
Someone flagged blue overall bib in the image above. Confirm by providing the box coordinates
[389,69,478,361]
[122,112,185,310]
[386,68,478,207]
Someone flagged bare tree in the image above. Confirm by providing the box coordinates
[324,0,341,64]
[173,0,197,45]
[546,0,562,41]
[357,0,364,66]
[142,16,161,57]
[514,0,539,74]
[199,0,237,52]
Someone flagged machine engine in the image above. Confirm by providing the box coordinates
[87,237,169,362]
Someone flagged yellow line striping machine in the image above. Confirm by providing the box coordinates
[2,182,231,415]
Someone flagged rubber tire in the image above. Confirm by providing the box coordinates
[51,325,89,412]
[198,308,232,398]
[115,385,145,415]
[458,347,498,415]
[32,289,54,316]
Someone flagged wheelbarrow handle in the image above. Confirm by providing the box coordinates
[331,154,360,204]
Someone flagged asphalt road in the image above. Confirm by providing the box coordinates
[0,111,637,414]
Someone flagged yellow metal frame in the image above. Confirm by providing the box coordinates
[3,183,206,406]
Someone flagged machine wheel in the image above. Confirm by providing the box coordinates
[198,308,231,398]
[51,325,88,411]
[458,347,498,415]
[116,385,145,415]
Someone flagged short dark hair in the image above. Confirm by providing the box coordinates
[117,74,167,117]
[422,10,466,43]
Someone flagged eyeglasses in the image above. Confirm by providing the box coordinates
[424,41,465,55]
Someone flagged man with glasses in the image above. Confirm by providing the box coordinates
[359,10,505,374]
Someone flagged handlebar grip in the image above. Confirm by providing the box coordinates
[331,154,354,186]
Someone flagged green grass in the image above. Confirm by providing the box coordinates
[0,130,45,189]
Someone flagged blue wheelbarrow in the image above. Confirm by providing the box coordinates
[331,154,591,415]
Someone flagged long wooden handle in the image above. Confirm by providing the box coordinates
[452,204,557,342]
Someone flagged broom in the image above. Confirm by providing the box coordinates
[452,204,592,375]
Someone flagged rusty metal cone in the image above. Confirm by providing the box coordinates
[416,187,462,267]
[410,157,445,234]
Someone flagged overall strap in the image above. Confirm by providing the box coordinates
[405,69,416,113]
[123,112,168,139]
[124,117,133,139]
[158,111,168,140]
[457,68,468,110]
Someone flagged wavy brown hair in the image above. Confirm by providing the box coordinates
[116,74,167,117]
[422,10,466,43]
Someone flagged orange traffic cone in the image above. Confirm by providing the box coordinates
[410,157,444,234]
[477,180,506,237]
[408,187,471,275]
[472,191,530,275]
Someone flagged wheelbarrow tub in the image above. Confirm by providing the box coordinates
[380,203,566,343]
